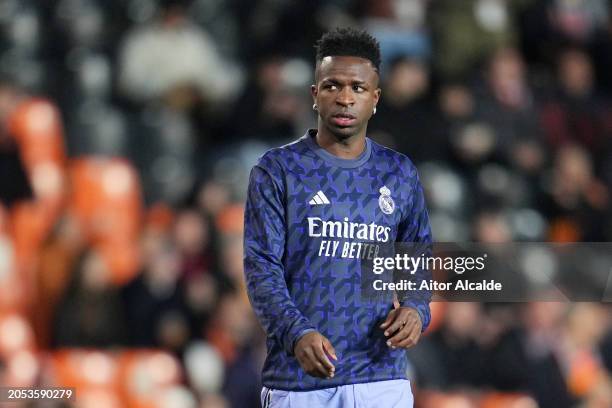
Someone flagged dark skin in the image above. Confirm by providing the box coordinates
[294,56,423,379]
[310,56,379,159]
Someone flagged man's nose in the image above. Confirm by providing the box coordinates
[336,87,355,106]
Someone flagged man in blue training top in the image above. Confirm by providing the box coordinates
[244,27,432,407]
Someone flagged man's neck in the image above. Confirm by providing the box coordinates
[314,127,367,160]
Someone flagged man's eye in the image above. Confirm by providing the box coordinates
[353,85,364,92]
[326,84,338,90]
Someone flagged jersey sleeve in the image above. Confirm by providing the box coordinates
[396,170,433,332]
[243,162,316,355]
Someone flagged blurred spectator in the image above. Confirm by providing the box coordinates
[486,301,575,408]
[473,210,513,243]
[540,47,612,168]
[206,294,258,364]
[545,0,608,44]
[52,248,128,347]
[519,0,611,73]
[121,231,191,351]
[207,294,264,408]
[359,0,431,66]
[225,56,311,144]
[196,180,231,219]
[430,0,519,80]
[435,83,488,173]
[173,208,215,281]
[408,302,486,388]
[561,304,610,402]
[133,106,197,205]
[218,239,243,301]
[439,83,475,122]
[474,48,546,177]
[541,144,610,241]
[368,56,440,160]
[117,0,242,110]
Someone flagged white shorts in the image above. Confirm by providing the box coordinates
[261,379,413,408]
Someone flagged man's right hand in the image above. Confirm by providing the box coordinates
[294,331,337,379]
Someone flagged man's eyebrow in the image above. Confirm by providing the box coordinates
[321,78,367,85]
[321,78,342,85]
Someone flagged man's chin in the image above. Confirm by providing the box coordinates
[328,124,359,140]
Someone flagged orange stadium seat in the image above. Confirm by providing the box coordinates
[7,98,66,221]
[47,350,183,407]
[9,201,57,271]
[47,349,121,389]
[47,350,185,407]
[417,390,477,408]
[68,158,143,285]
[0,311,38,387]
[145,203,175,233]
[72,388,123,408]
[0,312,36,355]
[117,349,183,408]
[567,350,603,397]
[46,349,122,405]
[215,203,244,235]
[480,392,538,408]
[7,99,66,174]
[5,99,68,306]
[68,158,142,241]
[548,217,581,242]
[2,349,40,387]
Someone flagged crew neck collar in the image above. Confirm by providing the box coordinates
[302,129,372,169]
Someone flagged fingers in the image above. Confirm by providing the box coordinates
[307,347,334,378]
[387,318,420,348]
[322,337,338,361]
[383,312,410,337]
[295,333,337,378]
[395,324,421,348]
[313,344,335,377]
[382,307,423,349]
[296,347,327,378]
[379,308,397,330]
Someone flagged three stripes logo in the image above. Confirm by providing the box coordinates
[309,191,330,205]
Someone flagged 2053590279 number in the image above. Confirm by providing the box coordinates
[0,387,76,401]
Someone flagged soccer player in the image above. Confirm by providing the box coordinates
[244,28,432,407]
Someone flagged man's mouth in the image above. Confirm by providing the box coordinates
[331,112,357,126]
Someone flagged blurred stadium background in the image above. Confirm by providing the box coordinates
[0,0,611,407]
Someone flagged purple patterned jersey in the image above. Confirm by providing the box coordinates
[244,129,432,391]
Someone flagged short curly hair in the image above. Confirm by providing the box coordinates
[314,27,381,72]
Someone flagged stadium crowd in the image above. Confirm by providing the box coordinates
[0,0,611,407]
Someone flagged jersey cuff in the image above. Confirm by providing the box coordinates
[287,327,317,356]
[399,300,430,332]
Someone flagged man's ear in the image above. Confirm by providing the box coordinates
[311,84,318,102]
[374,87,381,106]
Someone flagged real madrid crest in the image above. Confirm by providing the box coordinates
[378,185,395,215]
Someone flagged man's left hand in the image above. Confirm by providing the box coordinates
[379,307,422,349]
